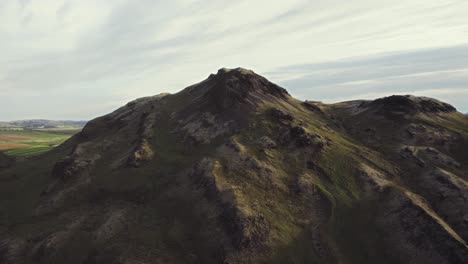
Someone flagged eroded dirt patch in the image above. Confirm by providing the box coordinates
[0,134,38,141]
[0,143,31,150]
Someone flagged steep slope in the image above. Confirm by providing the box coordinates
[0,152,14,168]
[0,68,467,264]
[326,95,468,245]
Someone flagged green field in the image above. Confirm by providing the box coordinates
[0,129,79,157]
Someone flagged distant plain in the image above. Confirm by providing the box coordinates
[0,128,80,156]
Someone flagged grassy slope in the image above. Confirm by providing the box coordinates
[222,100,395,263]
[82,96,229,263]
[0,144,73,226]
[323,105,468,263]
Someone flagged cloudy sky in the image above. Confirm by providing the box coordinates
[1,0,467,120]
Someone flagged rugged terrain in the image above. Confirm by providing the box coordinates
[0,68,467,264]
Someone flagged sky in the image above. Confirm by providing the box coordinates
[1,0,467,120]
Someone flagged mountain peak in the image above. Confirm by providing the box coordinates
[192,67,290,110]
[361,95,456,115]
[216,67,255,75]
[178,68,290,112]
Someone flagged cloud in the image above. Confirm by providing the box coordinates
[0,0,468,120]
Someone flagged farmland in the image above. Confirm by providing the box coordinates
[0,129,80,157]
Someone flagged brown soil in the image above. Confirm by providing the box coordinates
[0,143,31,150]
[0,134,37,141]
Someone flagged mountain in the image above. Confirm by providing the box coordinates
[0,68,467,264]
[0,120,87,129]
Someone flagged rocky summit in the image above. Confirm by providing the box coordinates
[1,68,467,264]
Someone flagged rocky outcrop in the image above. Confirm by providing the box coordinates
[417,168,468,241]
[203,68,289,110]
[257,136,277,149]
[93,209,128,244]
[302,101,324,114]
[37,142,102,214]
[377,188,467,264]
[405,123,461,150]
[127,111,156,167]
[279,125,325,149]
[179,112,237,144]
[190,158,271,251]
[0,238,26,264]
[270,108,293,121]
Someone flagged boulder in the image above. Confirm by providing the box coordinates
[271,108,293,121]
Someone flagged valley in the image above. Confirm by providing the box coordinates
[0,120,85,156]
[0,130,77,157]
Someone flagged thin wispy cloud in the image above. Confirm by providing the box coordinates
[266,45,468,112]
[1,0,467,120]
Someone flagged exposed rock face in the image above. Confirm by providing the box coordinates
[203,68,289,110]
[420,169,468,241]
[179,112,237,144]
[376,188,468,264]
[127,111,157,167]
[257,136,277,149]
[190,158,271,251]
[270,108,293,121]
[1,68,467,263]
[329,89,468,263]
[302,101,324,114]
[36,142,102,215]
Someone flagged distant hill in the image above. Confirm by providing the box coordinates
[0,119,86,129]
